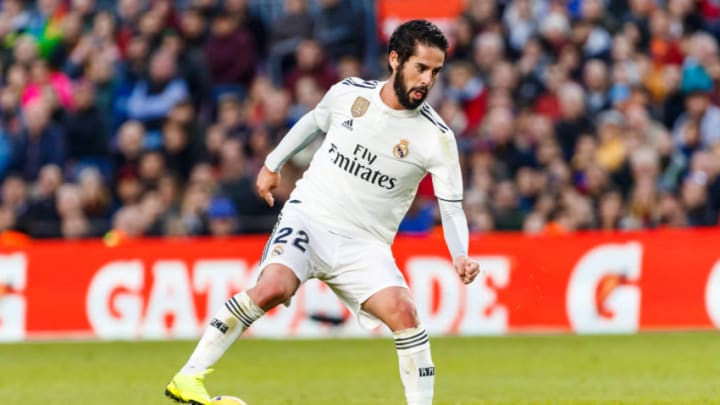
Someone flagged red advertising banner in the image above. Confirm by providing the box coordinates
[376,0,465,42]
[0,228,719,341]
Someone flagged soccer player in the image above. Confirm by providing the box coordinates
[165,19,481,405]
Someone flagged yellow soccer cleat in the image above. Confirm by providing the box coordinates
[164,369,213,405]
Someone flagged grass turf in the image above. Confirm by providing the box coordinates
[1,332,719,404]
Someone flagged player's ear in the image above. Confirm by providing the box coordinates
[389,50,399,73]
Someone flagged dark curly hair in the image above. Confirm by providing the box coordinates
[387,19,449,73]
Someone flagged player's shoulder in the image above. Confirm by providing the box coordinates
[417,103,453,138]
[338,77,382,90]
[327,77,378,96]
[323,77,378,104]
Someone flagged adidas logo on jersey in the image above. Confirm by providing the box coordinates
[342,119,354,131]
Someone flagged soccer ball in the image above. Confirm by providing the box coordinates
[211,395,248,405]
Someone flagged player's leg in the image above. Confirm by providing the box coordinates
[167,207,316,403]
[165,264,300,404]
[181,264,300,373]
[325,237,433,405]
[362,287,434,405]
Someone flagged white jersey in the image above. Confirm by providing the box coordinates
[284,77,463,244]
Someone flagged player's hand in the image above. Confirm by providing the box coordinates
[454,256,480,285]
[256,165,281,207]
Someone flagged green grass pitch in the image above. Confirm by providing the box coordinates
[1,332,720,404]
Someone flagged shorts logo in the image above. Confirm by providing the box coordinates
[271,244,284,256]
[393,139,409,159]
[351,97,370,117]
[210,318,229,334]
[419,367,435,377]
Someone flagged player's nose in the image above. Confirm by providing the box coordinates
[420,70,432,85]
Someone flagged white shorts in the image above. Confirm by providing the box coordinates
[258,203,408,329]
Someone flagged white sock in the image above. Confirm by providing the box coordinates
[180,292,264,374]
[394,326,434,405]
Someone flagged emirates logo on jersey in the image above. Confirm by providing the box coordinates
[328,143,398,190]
[393,139,410,159]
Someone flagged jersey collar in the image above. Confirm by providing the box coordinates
[374,81,423,118]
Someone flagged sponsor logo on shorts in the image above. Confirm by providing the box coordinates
[271,244,284,256]
[210,318,229,334]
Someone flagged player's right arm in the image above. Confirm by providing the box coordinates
[257,83,339,206]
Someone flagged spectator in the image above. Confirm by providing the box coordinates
[77,166,111,231]
[64,81,110,171]
[162,120,195,179]
[555,81,594,161]
[398,195,435,234]
[113,120,145,178]
[224,0,267,59]
[313,0,363,62]
[164,27,211,111]
[56,183,91,239]
[22,58,74,110]
[288,76,323,122]
[216,93,250,140]
[283,39,338,99]
[138,188,165,236]
[216,137,277,233]
[269,0,315,77]
[481,107,529,178]
[126,49,189,142]
[491,180,525,230]
[597,189,624,230]
[463,0,499,32]
[583,59,611,115]
[473,31,505,80]
[261,87,292,143]
[444,61,486,135]
[682,170,717,226]
[448,15,475,63]
[16,163,63,237]
[200,123,226,167]
[116,0,143,57]
[11,99,65,181]
[595,110,628,174]
[2,0,31,33]
[111,204,144,238]
[137,150,166,189]
[672,63,720,150]
[204,12,257,99]
[206,196,238,237]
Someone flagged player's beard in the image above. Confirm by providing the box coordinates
[393,63,429,110]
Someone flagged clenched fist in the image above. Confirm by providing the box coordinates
[454,256,481,284]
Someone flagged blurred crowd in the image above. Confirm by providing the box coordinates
[1,0,720,240]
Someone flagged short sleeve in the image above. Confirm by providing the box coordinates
[427,130,464,201]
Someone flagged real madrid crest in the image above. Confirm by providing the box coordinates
[271,244,284,256]
[351,97,370,118]
[393,139,410,159]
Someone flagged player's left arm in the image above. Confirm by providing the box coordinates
[427,130,480,285]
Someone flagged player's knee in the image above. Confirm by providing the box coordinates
[251,279,294,309]
[391,298,420,329]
